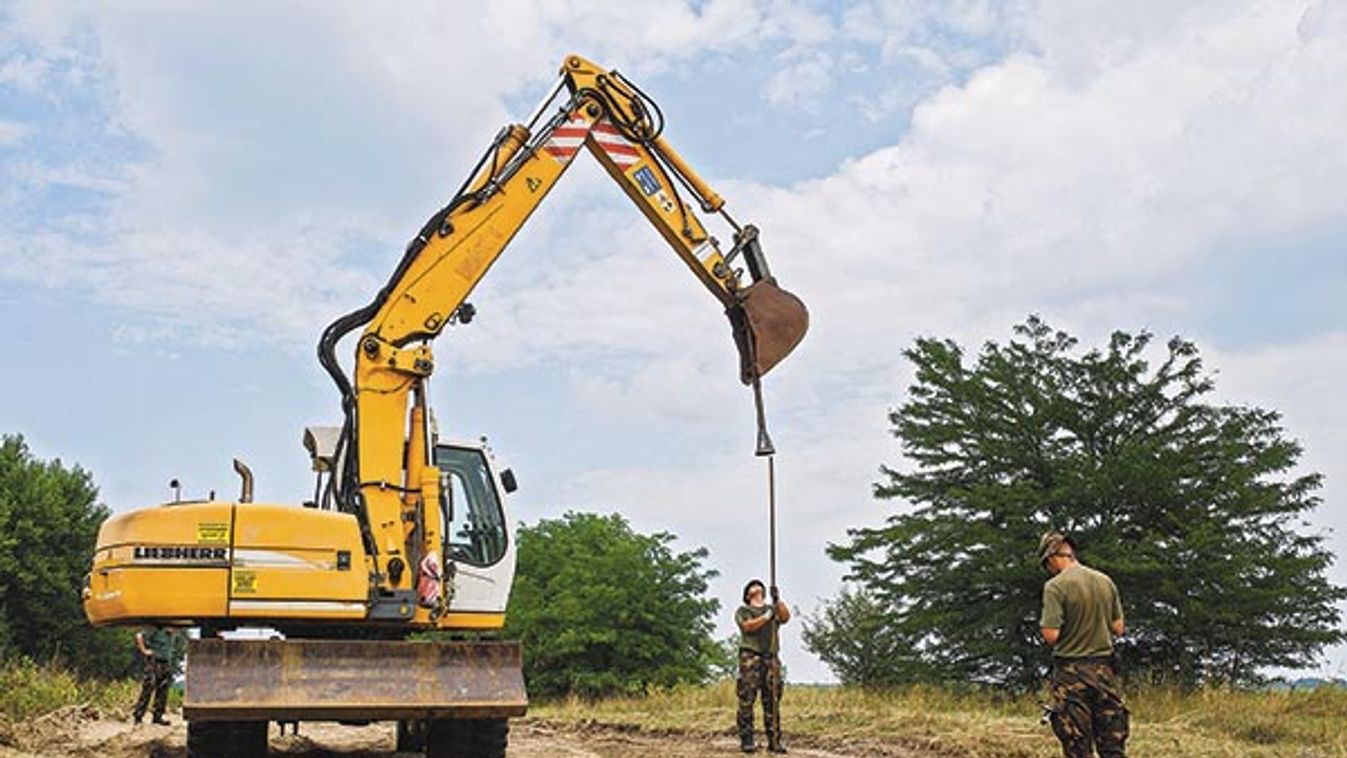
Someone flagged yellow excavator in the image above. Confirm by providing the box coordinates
[83,54,807,758]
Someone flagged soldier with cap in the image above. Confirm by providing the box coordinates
[1038,532,1129,758]
[735,579,791,753]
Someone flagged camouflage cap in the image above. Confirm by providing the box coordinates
[1037,531,1078,564]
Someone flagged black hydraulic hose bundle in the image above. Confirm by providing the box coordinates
[316,127,514,519]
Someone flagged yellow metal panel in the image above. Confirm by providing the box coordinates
[436,612,505,630]
[84,502,235,625]
[228,504,368,619]
[86,565,227,623]
[85,502,372,626]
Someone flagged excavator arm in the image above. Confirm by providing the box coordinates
[318,54,808,609]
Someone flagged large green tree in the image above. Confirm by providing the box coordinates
[504,511,725,698]
[819,318,1345,689]
[0,434,133,678]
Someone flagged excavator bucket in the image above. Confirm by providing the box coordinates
[730,278,810,385]
[184,638,527,722]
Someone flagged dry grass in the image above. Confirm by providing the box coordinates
[532,680,1347,757]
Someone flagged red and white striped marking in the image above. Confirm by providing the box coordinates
[590,120,641,168]
[542,114,590,164]
[542,116,643,168]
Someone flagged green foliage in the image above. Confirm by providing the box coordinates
[824,318,1346,689]
[505,511,724,698]
[801,586,932,687]
[0,657,138,722]
[0,434,134,678]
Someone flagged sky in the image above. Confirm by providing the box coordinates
[2,0,1345,684]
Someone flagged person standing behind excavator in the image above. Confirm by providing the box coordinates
[132,626,184,726]
[735,579,791,754]
[1039,532,1129,758]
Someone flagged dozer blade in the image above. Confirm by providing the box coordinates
[729,278,810,384]
[184,638,527,722]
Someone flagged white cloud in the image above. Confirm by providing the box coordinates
[0,120,28,146]
[0,0,838,347]
[0,53,48,91]
[764,50,835,111]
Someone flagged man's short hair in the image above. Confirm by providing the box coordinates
[743,579,765,603]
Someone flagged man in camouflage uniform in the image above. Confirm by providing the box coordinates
[735,579,791,753]
[1039,532,1129,758]
[132,626,185,726]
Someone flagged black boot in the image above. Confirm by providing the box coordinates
[768,741,787,754]
[740,733,757,753]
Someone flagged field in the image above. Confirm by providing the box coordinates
[536,680,1347,757]
[2,660,1344,757]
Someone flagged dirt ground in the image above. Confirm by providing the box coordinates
[0,707,934,758]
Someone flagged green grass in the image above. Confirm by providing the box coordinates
[531,680,1347,757]
[0,658,140,723]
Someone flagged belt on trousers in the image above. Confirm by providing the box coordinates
[740,648,777,658]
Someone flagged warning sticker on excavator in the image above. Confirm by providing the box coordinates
[232,570,258,594]
[197,522,229,544]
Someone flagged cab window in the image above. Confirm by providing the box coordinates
[433,445,507,566]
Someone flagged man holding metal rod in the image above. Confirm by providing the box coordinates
[735,579,791,754]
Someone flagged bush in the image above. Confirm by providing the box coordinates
[505,512,725,698]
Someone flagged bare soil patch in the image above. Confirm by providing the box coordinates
[0,710,946,758]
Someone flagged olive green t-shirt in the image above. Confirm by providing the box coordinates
[736,604,779,655]
[1040,564,1123,659]
[144,627,185,663]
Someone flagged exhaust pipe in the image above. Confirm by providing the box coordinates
[233,458,254,503]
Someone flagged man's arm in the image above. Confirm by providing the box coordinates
[739,609,773,633]
[135,631,151,657]
[1040,583,1064,647]
[1110,580,1125,637]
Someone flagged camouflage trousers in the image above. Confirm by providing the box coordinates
[132,658,172,721]
[736,650,783,745]
[1048,658,1129,758]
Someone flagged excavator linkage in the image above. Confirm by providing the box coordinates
[184,639,527,722]
[732,278,810,385]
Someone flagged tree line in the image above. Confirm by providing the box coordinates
[2,317,1342,692]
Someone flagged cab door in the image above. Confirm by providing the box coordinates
[433,443,516,618]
